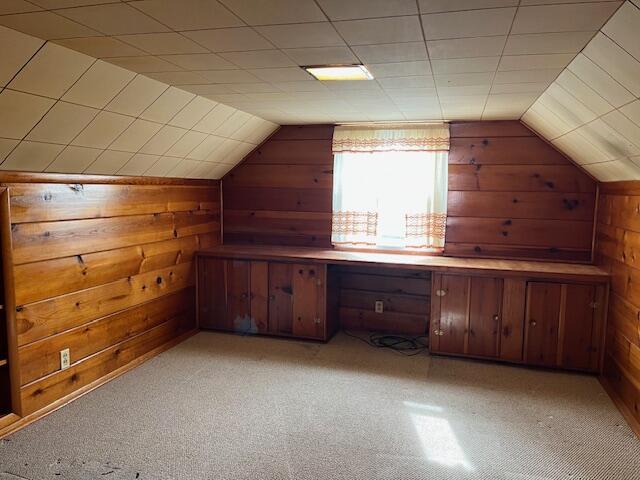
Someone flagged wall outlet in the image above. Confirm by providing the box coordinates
[60,348,70,370]
[375,300,384,314]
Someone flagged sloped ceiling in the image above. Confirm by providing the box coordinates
[523,0,640,182]
[0,0,623,124]
[0,24,278,179]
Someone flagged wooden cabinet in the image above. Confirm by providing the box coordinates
[197,258,332,340]
[432,274,606,372]
[431,274,502,358]
[524,282,605,371]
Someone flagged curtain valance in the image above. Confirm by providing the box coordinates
[332,123,449,153]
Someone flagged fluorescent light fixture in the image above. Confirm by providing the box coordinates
[304,65,373,81]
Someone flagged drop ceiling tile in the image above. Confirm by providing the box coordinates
[45,145,101,173]
[109,119,162,152]
[272,81,328,92]
[0,89,55,139]
[621,100,640,127]
[160,53,236,71]
[165,131,207,157]
[0,0,42,14]
[603,1,640,61]
[71,111,134,149]
[194,103,236,133]
[427,36,506,59]
[54,36,147,58]
[0,139,19,162]
[214,110,251,137]
[366,61,431,78]
[230,83,281,94]
[187,135,225,160]
[169,97,217,129]
[166,159,200,178]
[220,50,296,69]
[583,158,640,181]
[179,84,237,95]
[63,60,135,108]
[198,70,261,84]
[8,42,94,98]
[580,118,640,159]
[132,0,243,30]
[139,125,187,155]
[553,129,609,165]
[583,32,640,97]
[84,149,133,174]
[145,71,209,85]
[493,68,561,84]
[117,33,208,55]
[26,101,98,144]
[218,0,325,25]
[248,67,313,83]
[422,8,516,40]
[106,56,183,73]
[503,32,595,55]
[318,0,417,20]
[29,0,120,7]
[438,85,491,97]
[140,86,195,123]
[378,76,435,89]
[210,137,240,160]
[602,109,640,149]
[118,153,160,176]
[186,161,215,178]
[207,163,233,179]
[0,11,101,39]
[144,156,179,177]
[333,16,423,45]
[490,82,549,94]
[567,53,634,107]
[435,72,494,87]
[0,141,64,171]
[431,57,499,74]
[0,25,44,88]
[554,69,613,116]
[283,46,359,65]
[498,53,575,71]
[351,43,427,63]
[257,23,344,49]
[418,0,518,13]
[385,87,437,98]
[522,102,569,140]
[105,75,168,117]
[58,3,169,35]
[511,2,621,34]
[182,28,274,52]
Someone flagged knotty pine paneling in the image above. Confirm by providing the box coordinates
[223,125,334,247]
[595,182,640,434]
[3,179,220,416]
[445,121,597,261]
[223,121,597,262]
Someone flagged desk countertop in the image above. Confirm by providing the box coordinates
[198,245,609,282]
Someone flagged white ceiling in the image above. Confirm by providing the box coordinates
[523,0,640,181]
[0,0,623,124]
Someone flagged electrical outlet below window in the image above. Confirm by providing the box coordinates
[375,301,384,314]
[60,348,70,370]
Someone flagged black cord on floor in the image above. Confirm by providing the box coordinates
[342,330,429,356]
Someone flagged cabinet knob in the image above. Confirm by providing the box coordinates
[433,329,444,336]
[530,320,537,327]
[269,294,276,301]
[435,289,447,297]
[493,314,499,321]
[314,317,321,325]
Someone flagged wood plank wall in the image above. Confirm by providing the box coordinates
[222,121,596,262]
[446,121,596,262]
[595,181,640,433]
[223,125,333,247]
[4,178,220,416]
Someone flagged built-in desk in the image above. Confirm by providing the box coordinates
[196,246,609,373]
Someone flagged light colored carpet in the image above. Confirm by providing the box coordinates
[0,331,639,480]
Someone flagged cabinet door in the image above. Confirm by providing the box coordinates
[468,277,503,358]
[197,257,227,330]
[250,261,269,334]
[225,260,250,332]
[499,278,526,362]
[432,274,469,354]
[525,282,561,367]
[560,284,596,371]
[268,263,294,335]
[292,264,326,339]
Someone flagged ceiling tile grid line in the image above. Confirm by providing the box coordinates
[0,0,626,124]
[522,0,640,182]
[0,22,278,178]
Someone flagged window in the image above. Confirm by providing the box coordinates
[331,124,449,252]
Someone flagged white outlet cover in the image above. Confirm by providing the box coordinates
[375,301,384,314]
[60,348,70,370]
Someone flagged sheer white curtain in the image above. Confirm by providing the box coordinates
[331,124,449,251]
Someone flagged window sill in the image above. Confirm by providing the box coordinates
[332,245,444,256]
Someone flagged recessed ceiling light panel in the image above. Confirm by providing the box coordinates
[303,65,373,81]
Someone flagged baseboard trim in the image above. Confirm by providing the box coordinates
[599,375,640,438]
[0,329,198,439]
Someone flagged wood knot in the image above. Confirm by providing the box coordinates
[512,198,518,203]
[503,219,512,226]
[43,192,53,201]
[502,231,508,236]
[474,246,481,253]
[482,139,489,145]
[156,276,162,285]
[545,181,554,189]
